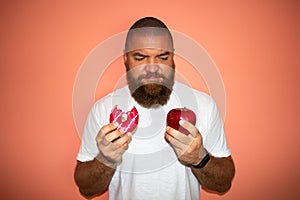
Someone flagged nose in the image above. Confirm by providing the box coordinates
[145,63,159,73]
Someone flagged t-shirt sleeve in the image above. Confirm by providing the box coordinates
[76,104,102,162]
[204,97,231,158]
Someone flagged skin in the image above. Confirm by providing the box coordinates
[74,122,131,198]
[74,34,235,198]
[124,47,175,85]
[125,38,175,107]
[165,120,235,194]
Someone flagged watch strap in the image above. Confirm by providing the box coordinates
[192,152,210,169]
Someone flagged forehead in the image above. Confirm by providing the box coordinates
[125,34,173,53]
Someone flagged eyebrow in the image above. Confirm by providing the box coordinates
[158,52,170,57]
[132,52,148,57]
[132,51,170,57]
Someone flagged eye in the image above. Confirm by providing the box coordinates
[159,56,168,61]
[134,56,145,61]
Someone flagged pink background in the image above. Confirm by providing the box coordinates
[1,1,299,199]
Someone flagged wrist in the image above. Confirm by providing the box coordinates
[95,154,118,169]
[192,148,210,169]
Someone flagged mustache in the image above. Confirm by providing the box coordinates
[137,72,166,81]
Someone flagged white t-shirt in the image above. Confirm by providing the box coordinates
[77,81,231,200]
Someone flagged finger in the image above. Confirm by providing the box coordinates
[166,126,193,146]
[113,134,132,149]
[105,129,123,143]
[100,122,119,135]
[165,131,186,152]
[98,129,122,147]
[179,120,198,138]
[165,126,181,138]
[96,129,110,146]
[168,140,187,157]
[119,142,129,150]
[172,146,183,157]
[107,140,120,151]
[165,126,181,144]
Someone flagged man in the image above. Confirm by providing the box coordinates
[74,17,235,200]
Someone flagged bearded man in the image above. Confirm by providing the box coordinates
[74,17,235,200]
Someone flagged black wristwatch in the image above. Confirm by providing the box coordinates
[192,152,210,169]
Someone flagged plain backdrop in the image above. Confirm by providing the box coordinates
[0,1,299,200]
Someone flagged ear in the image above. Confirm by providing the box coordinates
[123,53,128,64]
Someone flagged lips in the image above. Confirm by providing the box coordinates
[143,78,163,84]
[139,73,165,81]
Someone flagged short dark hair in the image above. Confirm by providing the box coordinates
[129,17,169,29]
[125,17,174,52]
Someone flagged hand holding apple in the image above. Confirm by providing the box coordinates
[165,108,206,167]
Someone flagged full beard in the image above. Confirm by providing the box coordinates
[126,66,175,108]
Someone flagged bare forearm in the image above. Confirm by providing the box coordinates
[191,155,235,194]
[74,158,115,198]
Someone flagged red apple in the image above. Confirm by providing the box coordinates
[110,105,139,133]
[167,107,196,135]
